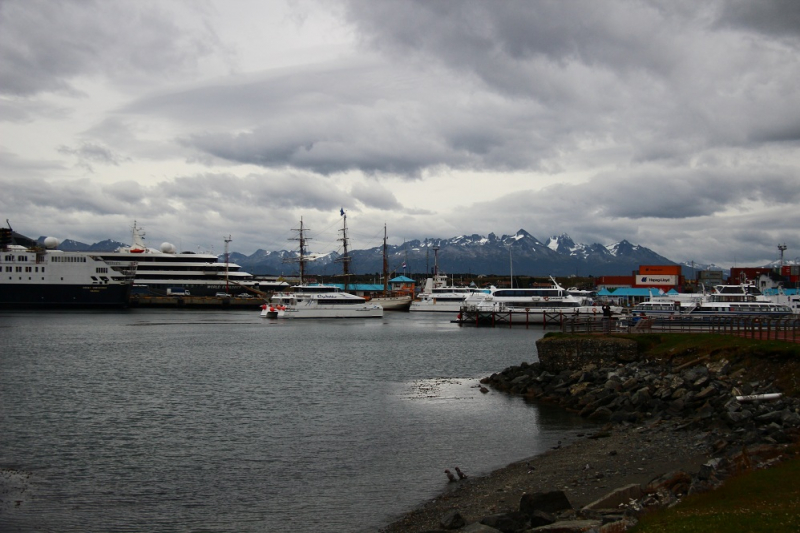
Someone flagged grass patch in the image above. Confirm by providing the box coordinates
[631,457,800,533]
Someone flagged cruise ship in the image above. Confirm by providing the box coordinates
[93,222,288,297]
[1,227,133,308]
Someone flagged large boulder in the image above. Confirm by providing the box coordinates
[519,490,573,516]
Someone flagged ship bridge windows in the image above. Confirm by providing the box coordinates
[4,255,13,261]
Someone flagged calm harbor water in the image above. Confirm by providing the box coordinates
[0,309,593,532]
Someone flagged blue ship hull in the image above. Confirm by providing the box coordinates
[0,283,131,309]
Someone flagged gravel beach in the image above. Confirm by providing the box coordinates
[381,420,710,532]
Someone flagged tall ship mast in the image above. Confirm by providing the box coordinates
[383,224,389,295]
[336,209,351,292]
[286,217,311,284]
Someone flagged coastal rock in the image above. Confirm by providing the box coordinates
[525,518,602,531]
[519,491,573,515]
[479,511,530,532]
[439,510,466,530]
[459,523,503,532]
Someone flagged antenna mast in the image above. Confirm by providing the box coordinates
[224,235,232,292]
[778,243,787,268]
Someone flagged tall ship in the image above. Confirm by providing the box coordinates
[261,214,383,319]
[0,225,133,308]
[369,224,412,311]
[93,222,288,297]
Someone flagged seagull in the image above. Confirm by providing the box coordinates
[444,469,457,482]
[455,467,468,480]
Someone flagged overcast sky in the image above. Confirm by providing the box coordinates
[2,0,799,267]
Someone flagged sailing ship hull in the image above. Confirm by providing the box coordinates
[370,295,412,311]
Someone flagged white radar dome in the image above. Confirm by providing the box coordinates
[43,236,60,249]
[160,242,177,254]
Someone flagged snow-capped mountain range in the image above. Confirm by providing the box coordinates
[231,230,677,277]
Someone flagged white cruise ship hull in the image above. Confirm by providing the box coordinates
[1,242,132,308]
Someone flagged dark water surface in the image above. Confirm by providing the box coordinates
[0,309,592,532]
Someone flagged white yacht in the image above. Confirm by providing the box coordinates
[94,222,288,297]
[409,273,487,312]
[631,292,705,316]
[261,285,383,319]
[460,277,622,323]
[688,282,793,317]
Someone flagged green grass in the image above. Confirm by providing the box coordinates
[631,457,800,533]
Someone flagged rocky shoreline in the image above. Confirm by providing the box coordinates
[381,337,800,532]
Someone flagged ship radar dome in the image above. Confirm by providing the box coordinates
[160,242,177,254]
[43,236,60,249]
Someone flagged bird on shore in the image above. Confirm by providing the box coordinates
[444,469,457,482]
[455,467,468,480]
[552,440,562,450]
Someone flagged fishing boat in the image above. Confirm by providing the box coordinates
[409,246,484,312]
[459,277,622,323]
[0,225,134,308]
[410,275,485,312]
